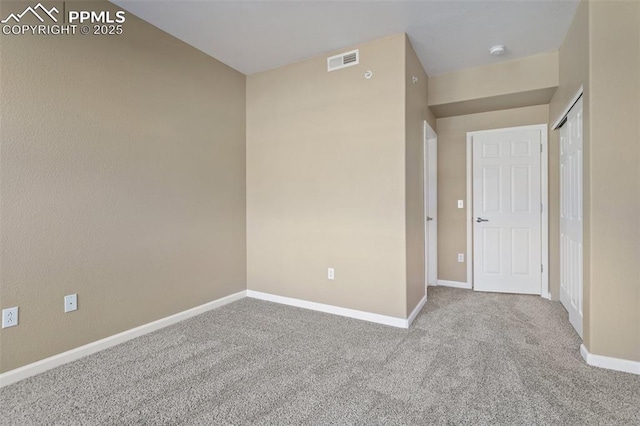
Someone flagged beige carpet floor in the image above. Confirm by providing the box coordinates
[1,286,639,425]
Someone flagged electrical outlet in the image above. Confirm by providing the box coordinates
[64,294,78,313]
[2,307,19,328]
[457,200,464,209]
[457,253,465,263]
[328,268,335,280]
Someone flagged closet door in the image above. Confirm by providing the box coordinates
[560,96,583,338]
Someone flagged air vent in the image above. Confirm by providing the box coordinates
[327,49,359,72]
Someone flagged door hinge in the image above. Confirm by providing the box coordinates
[541,264,544,273]
[541,203,543,213]
[540,143,543,153]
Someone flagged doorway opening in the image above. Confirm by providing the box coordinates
[424,121,438,290]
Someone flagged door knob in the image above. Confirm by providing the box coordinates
[426,217,433,221]
[476,217,489,223]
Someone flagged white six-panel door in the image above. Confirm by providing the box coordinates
[560,97,583,338]
[472,128,542,294]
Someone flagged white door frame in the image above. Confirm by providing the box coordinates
[466,124,549,298]
[424,121,438,290]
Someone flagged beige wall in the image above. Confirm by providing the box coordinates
[436,105,550,283]
[587,0,639,362]
[0,1,247,373]
[429,52,559,117]
[431,88,557,120]
[550,0,640,362]
[247,34,408,318]
[404,36,428,315]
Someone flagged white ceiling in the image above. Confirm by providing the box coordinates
[111,0,579,76]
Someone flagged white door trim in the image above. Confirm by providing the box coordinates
[466,124,549,298]
[424,120,437,140]
[424,121,438,288]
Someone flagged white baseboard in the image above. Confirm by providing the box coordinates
[437,280,472,290]
[0,290,247,388]
[580,344,640,375]
[246,290,409,329]
[407,294,427,327]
